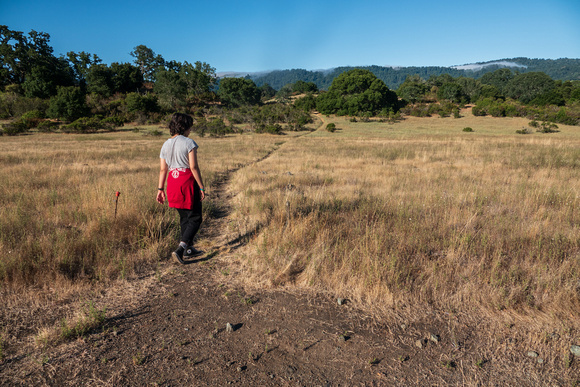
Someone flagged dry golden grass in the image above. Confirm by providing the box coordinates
[2,113,579,339]
[228,111,580,329]
[0,126,285,298]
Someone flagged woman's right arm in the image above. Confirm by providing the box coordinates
[157,158,168,204]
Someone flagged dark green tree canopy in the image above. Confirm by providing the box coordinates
[505,72,556,104]
[1,26,75,95]
[397,75,429,103]
[479,68,514,94]
[110,62,143,93]
[316,69,398,115]
[47,86,88,121]
[130,45,165,82]
[259,83,276,100]
[437,82,466,103]
[292,80,318,94]
[218,77,261,107]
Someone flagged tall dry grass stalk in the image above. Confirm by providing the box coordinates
[228,113,580,326]
[0,127,283,295]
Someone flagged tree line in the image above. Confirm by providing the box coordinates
[1,25,579,135]
[0,26,312,134]
[250,59,580,91]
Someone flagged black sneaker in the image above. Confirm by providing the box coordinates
[172,246,186,264]
[184,246,204,258]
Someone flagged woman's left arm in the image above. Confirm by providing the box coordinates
[188,149,205,201]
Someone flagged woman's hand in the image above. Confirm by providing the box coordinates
[200,189,206,201]
[156,190,165,204]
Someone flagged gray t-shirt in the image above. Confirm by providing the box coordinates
[159,135,198,169]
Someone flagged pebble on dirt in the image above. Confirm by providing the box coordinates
[430,333,440,343]
[226,323,234,333]
[526,351,539,358]
[571,345,580,357]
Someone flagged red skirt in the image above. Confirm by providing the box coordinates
[167,168,199,209]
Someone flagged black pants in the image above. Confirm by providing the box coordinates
[176,200,202,246]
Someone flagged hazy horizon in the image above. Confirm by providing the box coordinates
[2,0,579,73]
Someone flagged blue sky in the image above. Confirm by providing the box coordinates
[1,0,579,73]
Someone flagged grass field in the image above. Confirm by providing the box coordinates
[228,110,580,328]
[0,126,285,296]
[1,111,579,333]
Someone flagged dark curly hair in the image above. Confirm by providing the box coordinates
[169,113,193,136]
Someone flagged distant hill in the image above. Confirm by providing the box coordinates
[240,58,580,91]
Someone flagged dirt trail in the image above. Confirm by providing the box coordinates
[0,131,573,386]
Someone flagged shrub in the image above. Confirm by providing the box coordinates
[101,116,125,127]
[192,117,234,137]
[471,105,486,116]
[402,103,431,117]
[143,128,163,136]
[0,92,47,119]
[126,92,159,113]
[21,110,45,119]
[488,104,506,117]
[462,127,474,132]
[294,93,317,112]
[47,86,88,121]
[62,116,121,133]
[537,122,559,133]
[255,123,282,134]
[1,119,29,136]
[326,123,336,132]
[516,128,531,134]
[37,120,60,133]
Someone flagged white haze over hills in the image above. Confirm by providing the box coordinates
[451,61,528,71]
[217,60,529,78]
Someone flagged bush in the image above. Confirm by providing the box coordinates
[62,116,121,133]
[471,105,486,116]
[462,127,474,132]
[192,117,234,137]
[537,122,559,133]
[326,123,336,132]
[488,104,506,117]
[21,110,45,119]
[402,103,431,117]
[516,128,531,134]
[101,116,125,127]
[293,93,317,112]
[47,86,88,121]
[142,128,163,136]
[37,120,60,132]
[126,92,159,113]
[1,119,29,136]
[0,92,47,119]
[255,123,282,134]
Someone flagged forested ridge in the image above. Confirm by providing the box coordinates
[250,58,580,90]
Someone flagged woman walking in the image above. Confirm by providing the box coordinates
[157,113,206,263]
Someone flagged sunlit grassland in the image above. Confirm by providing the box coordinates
[0,127,284,295]
[229,112,580,325]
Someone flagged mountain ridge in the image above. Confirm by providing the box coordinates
[219,58,580,90]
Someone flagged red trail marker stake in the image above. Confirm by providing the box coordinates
[114,191,121,219]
